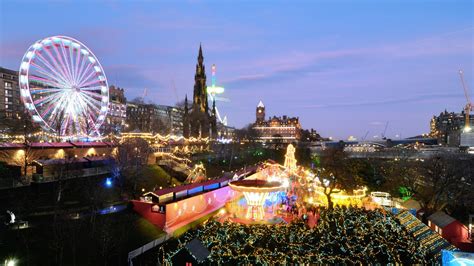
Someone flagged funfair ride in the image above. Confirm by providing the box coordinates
[229,180,285,220]
[207,64,228,126]
[19,36,109,139]
[459,70,473,132]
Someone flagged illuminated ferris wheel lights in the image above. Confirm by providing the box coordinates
[19,36,109,139]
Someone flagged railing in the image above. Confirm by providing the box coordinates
[33,166,111,183]
[128,234,170,266]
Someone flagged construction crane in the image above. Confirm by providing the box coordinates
[171,80,179,103]
[141,88,148,102]
[381,121,389,139]
[362,130,369,141]
[459,70,472,132]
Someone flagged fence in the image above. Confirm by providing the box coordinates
[128,234,171,266]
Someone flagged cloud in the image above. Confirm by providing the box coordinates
[105,64,163,94]
[369,121,385,126]
[221,28,473,88]
[301,93,465,109]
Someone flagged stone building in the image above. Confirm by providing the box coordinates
[253,100,301,143]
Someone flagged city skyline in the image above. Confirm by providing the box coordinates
[1,0,473,139]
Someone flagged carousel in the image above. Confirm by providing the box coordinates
[228,179,285,220]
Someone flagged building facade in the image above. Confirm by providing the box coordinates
[0,67,23,127]
[430,110,474,147]
[126,102,163,133]
[156,105,184,136]
[126,101,184,135]
[104,85,127,134]
[253,100,302,143]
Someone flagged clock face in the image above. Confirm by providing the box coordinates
[258,110,262,113]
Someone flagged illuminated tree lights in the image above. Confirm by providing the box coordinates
[19,36,109,139]
[160,209,436,264]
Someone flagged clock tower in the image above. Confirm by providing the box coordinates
[256,100,265,124]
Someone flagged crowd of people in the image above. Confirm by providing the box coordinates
[160,206,433,264]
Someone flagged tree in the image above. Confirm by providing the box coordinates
[271,134,284,150]
[381,154,474,219]
[312,148,364,209]
[113,138,152,196]
[415,155,472,218]
[151,115,171,135]
[235,124,260,144]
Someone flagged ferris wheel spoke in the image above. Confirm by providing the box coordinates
[82,97,100,114]
[74,47,82,85]
[30,62,68,86]
[42,47,71,85]
[35,96,63,110]
[33,54,71,86]
[60,45,75,84]
[62,44,78,86]
[33,91,64,105]
[79,78,103,89]
[75,53,89,86]
[81,90,103,100]
[76,62,93,87]
[80,94,102,112]
[66,45,77,83]
[81,90,103,102]
[29,87,63,92]
[30,88,63,95]
[77,68,98,88]
[79,85,102,91]
[29,66,68,89]
[34,91,65,107]
[44,46,73,85]
[77,96,99,118]
[39,100,60,118]
[35,52,71,87]
[50,94,71,124]
[52,43,74,85]
[29,73,67,90]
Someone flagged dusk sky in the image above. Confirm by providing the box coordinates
[1,0,472,140]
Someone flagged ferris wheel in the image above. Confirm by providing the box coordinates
[18,36,109,139]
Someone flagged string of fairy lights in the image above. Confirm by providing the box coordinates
[0,131,212,144]
[395,211,457,258]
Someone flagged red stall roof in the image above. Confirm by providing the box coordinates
[29,142,74,148]
[70,142,111,148]
[0,141,114,149]
[428,211,457,228]
[151,176,231,197]
[0,143,26,149]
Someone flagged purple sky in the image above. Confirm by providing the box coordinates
[0,0,473,140]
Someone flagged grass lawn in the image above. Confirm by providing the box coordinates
[135,165,182,192]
